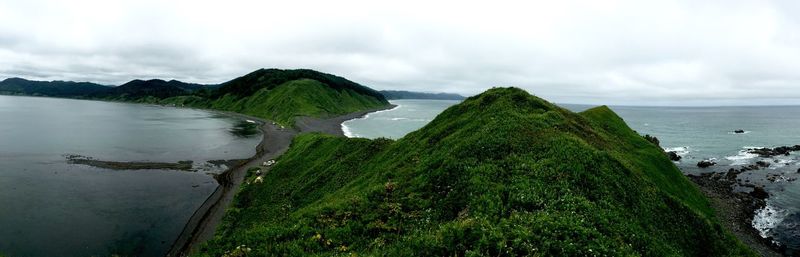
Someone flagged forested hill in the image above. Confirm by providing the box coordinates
[0,69,391,125]
[379,90,465,100]
[196,87,755,257]
[0,78,110,97]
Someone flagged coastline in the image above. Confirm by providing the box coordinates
[687,173,783,257]
[167,104,396,257]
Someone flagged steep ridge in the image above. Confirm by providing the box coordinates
[196,87,754,256]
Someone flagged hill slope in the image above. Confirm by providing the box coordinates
[196,87,754,256]
[162,69,390,125]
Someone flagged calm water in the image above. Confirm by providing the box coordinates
[342,100,460,139]
[345,100,800,254]
[0,95,261,257]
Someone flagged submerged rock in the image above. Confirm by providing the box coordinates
[748,145,800,158]
[697,159,717,168]
[750,187,769,199]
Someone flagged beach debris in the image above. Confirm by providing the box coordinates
[255,169,262,175]
[697,159,717,168]
[254,176,264,184]
[246,119,256,124]
[263,160,276,166]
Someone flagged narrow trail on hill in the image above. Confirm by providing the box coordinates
[167,106,395,257]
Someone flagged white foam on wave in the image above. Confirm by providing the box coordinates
[390,117,409,121]
[341,104,402,138]
[725,149,760,166]
[341,122,358,138]
[753,201,788,239]
[664,146,690,156]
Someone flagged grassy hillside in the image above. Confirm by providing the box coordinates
[205,79,388,125]
[196,87,754,256]
[156,70,389,126]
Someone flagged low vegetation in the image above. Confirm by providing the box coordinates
[196,87,754,256]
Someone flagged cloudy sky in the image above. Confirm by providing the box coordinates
[2,0,800,105]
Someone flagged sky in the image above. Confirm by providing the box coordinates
[2,0,800,106]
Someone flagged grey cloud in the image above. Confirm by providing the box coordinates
[2,0,800,105]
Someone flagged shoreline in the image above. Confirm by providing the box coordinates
[167,105,396,257]
[687,172,783,257]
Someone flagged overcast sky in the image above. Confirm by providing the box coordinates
[2,0,800,105]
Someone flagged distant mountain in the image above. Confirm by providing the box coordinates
[97,79,213,99]
[0,69,391,126]
[0,78,110,97]
[200,87,755,256]
[379,90,465,100]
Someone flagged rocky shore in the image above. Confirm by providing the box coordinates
[687,172,783,257]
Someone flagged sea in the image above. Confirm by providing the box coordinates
[343,100,800,254]
[0,95,261,257]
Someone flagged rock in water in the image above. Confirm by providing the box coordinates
[750,187,769,199]
[734,129,745,134]
[666,151,682,161]
[697,159,717,168]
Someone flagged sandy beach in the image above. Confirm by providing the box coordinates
[167,105,396,257]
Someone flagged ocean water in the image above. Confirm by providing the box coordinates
[0,95,261,257]
[344,100,800,254]
[342,100,460,139]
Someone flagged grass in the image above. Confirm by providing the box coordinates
[196,87,755,256]
[208,79,387,126]
[156,79,388,126]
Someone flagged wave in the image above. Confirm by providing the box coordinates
[341,105,403,138]
[341,123,358,138]
[753,201,788,240]
[725,149,760,166]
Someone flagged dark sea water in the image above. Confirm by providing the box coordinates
[345,100,800,254]
[0,95,261,257]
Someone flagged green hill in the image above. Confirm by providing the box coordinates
[158,69,389,125]
[196,87,754,256]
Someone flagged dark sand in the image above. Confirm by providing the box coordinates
[167,105,395,256]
